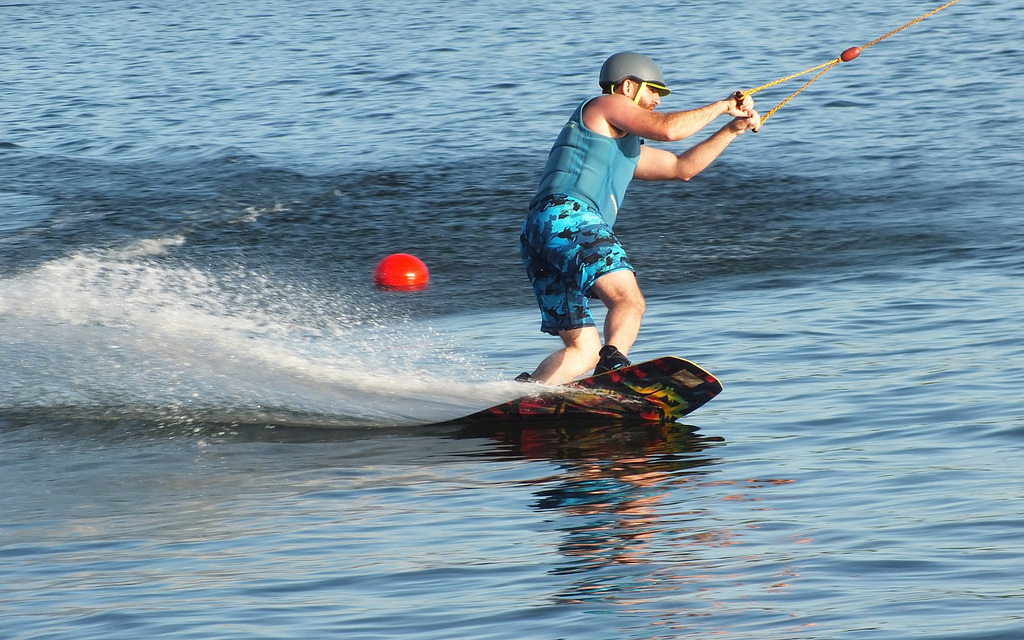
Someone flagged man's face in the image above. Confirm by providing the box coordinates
[635,84,662,111]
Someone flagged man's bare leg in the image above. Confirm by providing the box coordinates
[530,326,602,385]
[590,269,645,357]
[530,270,645,385]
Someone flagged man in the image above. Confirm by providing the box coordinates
[519,51,760,385]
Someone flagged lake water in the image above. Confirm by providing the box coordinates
[2,0,1023,638]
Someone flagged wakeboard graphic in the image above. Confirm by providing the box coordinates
[457,356,723,424]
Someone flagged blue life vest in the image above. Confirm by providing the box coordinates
[530,98,641,226]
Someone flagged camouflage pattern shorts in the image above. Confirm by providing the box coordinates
[519,195,634,336]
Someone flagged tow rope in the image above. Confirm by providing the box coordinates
[735,0,964,131]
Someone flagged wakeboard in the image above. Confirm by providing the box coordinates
[457,356,723,425]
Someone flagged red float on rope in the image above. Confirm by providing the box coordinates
[840,46,862,62]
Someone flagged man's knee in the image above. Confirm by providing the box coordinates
[560,326,602,352]
[634,291,647,316]
[593,271,645,311]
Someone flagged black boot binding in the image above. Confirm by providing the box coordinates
[594,345,630,375]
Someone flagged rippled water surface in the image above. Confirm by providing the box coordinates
[2,0,1023,638]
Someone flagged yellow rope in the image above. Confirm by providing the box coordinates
[861,0,964,50]
[744,60,838,97]
[757,60,840,128]
[741,0,964,131]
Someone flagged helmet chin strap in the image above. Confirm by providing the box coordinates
[633,81,648,105]
[610,80,648,105]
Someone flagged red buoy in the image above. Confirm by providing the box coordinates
[840,46,862,62]
[373,253,429,291]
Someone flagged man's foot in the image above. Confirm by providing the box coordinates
[514,372,536,383]
[593,345,630,375]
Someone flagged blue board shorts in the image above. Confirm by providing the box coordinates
[520,195,634,336]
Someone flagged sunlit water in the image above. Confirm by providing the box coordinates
[2,0,1023,638]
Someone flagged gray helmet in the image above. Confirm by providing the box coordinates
[599,52,671,96]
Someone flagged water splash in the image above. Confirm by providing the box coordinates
[0,237,520,428]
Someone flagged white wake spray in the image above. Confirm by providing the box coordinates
[0,236,523,428]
